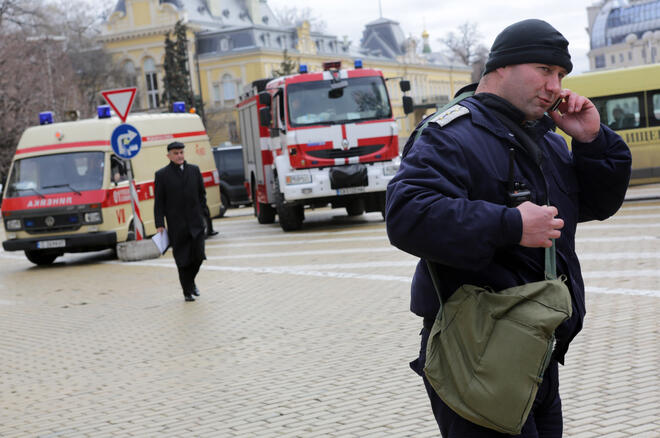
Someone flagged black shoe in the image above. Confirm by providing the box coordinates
[191,287,200,297]
[207,230,219,236]
[184,294,195,302]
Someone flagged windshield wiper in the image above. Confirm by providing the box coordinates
[14,187,46,198]
[42,183,82,195]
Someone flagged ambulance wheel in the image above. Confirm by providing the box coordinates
[218,192,229,218]
[25,250,59,266]
[346,199,365,216]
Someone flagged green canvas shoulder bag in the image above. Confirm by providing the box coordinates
[423,250,572,434]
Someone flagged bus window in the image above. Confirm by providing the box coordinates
[649,90,660,127]
[592,93,642,130]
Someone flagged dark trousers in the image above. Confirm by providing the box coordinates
[412,327,563,438]
[177,260,202,296]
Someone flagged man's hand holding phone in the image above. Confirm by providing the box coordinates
[548,90,601,143]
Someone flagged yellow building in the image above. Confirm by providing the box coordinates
[99,0,471,145]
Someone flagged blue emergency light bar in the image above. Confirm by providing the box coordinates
[299,64,308,74]
[354,59,363,69]
[173,101,186,113]
[97,105,111,119]
[39,111,54,125]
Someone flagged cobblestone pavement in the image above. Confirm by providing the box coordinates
[0,186,659,437]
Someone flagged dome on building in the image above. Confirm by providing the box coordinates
[591,0,660,49]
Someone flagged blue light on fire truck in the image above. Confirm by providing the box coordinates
[97,105,111,119]
[39,112,54,125]
[299,64,308,74]
[173,101,186,113]
[354,59,363,69]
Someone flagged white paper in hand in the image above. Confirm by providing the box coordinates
[152,230,169,254]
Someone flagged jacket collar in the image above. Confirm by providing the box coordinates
[168,160,187,170]
[461,96,556,145]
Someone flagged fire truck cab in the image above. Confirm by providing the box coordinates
[237,60,412,231]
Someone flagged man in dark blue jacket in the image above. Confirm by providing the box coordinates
[386,19,631,437]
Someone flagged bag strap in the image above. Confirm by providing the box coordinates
[491,112,557,280]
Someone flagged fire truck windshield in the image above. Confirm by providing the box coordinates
[5,151,105,198]
[287,76,392,127]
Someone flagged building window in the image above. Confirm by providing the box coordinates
[144,57,159,109]
[595,54,605,68]
[611,55,616,64]
[212,83,221,104]
[619,53,624,62]
[229,121,239,143]
[628,51,633,60]
[222,74,237,102]
[123,60,137,87]
[220,38,229,51]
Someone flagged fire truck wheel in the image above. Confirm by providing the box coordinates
[277,203,303,231]
[256,202,276,224]
[24,250,60,266]
[274,179,303,231]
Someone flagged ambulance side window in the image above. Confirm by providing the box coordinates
[111,154,128,184]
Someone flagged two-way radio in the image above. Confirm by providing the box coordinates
[507,148,532,207]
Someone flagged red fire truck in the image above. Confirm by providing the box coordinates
[237,60,412,231]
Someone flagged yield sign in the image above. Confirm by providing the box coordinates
[101,87,137,123]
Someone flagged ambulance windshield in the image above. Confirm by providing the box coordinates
[287,76,392,127]
[5,151,105,198]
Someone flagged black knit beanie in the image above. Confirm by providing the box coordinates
[483,19,572,76]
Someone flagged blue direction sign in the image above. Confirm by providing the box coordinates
[111,124,142,159]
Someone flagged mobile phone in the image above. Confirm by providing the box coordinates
[550,97,562,112]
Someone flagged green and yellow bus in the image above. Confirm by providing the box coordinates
[562,64,660,185]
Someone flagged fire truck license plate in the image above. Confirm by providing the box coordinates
[37,239,66,249]
[336,186,366,195]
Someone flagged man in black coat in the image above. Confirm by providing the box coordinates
[154,141,209,302]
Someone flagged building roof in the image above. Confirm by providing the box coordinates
[591,0,660,49]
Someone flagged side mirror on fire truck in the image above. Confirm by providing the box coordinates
[258,91,272,106]
[402,96,414,115]
[259,107,272,127]
[399,80,411,92]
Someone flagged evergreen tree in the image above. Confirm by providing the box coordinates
[272,49,297,77]
[161,20,193,109]
[161,32,177,108]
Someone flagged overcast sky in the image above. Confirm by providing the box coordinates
[267,0,597,74]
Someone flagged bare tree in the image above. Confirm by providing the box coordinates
[439,22,489,82]
[0,0,43,30]
[274,6,327,33]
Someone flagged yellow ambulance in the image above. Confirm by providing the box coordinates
[1,107,221,265]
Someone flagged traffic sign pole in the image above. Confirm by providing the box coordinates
[125,160,145,241]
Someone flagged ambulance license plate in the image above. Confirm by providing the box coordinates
[37,239,66,249]
[336,186,366,195]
